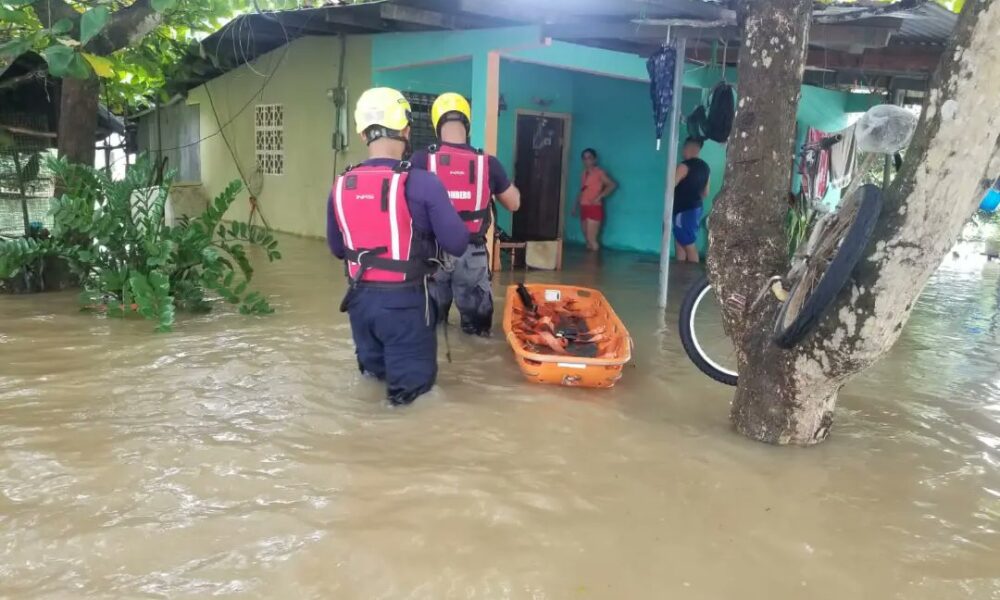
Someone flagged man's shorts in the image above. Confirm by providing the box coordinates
[672,207,703,247]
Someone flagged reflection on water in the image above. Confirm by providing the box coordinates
[1,236,999,599]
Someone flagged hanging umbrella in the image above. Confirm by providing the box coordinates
[646,45,677,151]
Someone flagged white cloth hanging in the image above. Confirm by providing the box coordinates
[828,123,858,189]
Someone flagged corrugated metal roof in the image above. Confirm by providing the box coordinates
[175,0,956,93]
[813,1,957,45]
[894,2,957,44]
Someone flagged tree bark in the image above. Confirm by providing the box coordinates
[57,75,100,166]
[32,0,164,167]
[30,0,163,56]
[810,0,1000,374]
[707,0,817,443]
[708,0,1000,446]
[99,0,163,54]
[29,0,78,31]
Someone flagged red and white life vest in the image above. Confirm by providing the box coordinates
[427,145,491,240]
[332,162,432,284]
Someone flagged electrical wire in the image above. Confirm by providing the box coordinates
[157,6,331,154]
[203,68,273,228]
[156,13,294,153]
[238,15,269,78]
[201,6,295,230]
[331,33,348,178]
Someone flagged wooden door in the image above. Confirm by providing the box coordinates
[512,114,566,241]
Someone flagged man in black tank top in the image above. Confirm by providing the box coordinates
[673,137,711,262]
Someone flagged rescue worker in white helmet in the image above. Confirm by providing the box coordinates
[410,92,521,337]
[327,87,468,406]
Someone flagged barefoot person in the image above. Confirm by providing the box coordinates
[673,137,710,262]
[573,148,617,251]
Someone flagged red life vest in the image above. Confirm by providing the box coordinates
[332,162,433,284]
[427,145,491,241]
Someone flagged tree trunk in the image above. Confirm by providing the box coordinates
[814,0,1000,373]
[58,75,99,166]
[707,0,817,443]
[708,0,1000,446]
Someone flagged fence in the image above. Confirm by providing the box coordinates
[0,113,56,238]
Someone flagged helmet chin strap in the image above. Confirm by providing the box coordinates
[365,126,408,146]
[436,113,470,138]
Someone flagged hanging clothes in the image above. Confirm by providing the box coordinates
[799,128,832,202]
[828,123,858,189]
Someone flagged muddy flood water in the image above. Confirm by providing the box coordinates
[2,235,999,599]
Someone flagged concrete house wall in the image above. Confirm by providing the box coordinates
[142,35,373,239]
[145,23,863,256]
[375,34,859,255]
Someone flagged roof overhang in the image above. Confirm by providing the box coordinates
[175,0,956,94]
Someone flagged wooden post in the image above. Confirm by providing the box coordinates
[483,51,500,155]
[11,148,30,237]
[658,38,687,308]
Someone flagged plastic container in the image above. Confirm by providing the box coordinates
[980,189,1000,213]
[502,284,632,388]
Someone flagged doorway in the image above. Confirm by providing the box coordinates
[512,113,569,241]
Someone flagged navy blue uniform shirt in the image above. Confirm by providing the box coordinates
[410,142,513,197]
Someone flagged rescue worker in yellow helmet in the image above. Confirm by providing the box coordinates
[327,87,468,405]
[410,92,521,337]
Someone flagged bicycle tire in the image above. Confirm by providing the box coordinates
[678,276,739,386]
[773,184,883,349]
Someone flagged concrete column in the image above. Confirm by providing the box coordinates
[470,50,501,153]
[471,50,502,269]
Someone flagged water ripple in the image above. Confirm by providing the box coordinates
[1,236,999,598]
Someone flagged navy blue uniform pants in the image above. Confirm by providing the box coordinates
[346,285,437,406]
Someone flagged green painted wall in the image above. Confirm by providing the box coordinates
[369,33,856,257]
[845,91,883,113]
[374,60,472,97]
[187,35,372,238]
[793,85,853,208]
[506,40,649,81]
[372,26,540,71]
[494,60,576,232]
[562,72,667,252]
[667,83,855,257]
[374,58,576,234]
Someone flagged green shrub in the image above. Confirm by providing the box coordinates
[0,154,281,331]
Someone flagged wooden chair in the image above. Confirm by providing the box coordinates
[493,238,528,272]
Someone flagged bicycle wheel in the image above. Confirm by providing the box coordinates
[678,276,739,386]
[773,184,883,349]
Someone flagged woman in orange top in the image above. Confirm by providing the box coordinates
[573,148,618,251]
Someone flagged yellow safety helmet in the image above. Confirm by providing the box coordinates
[354,87,412,143]
[431,92,472,135]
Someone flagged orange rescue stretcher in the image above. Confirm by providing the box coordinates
[502,284,632,388]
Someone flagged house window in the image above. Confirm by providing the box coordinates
[402,92,436,157]
[255,103,284,176]
[176,104,201,182]
[138,103,200,182]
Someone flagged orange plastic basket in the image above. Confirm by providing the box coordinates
[502,284,632,388]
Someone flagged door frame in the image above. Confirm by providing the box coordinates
[512,109,573,243]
